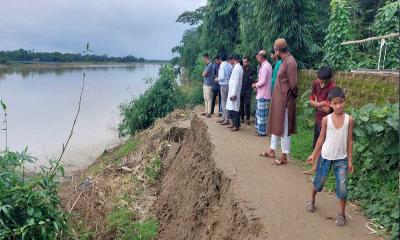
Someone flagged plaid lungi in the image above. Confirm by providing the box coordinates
[256,98,270,136]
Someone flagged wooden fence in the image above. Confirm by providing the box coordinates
[298,70,399,107]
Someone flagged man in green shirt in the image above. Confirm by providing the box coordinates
[271,49,282,92]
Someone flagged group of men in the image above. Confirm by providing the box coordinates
[201,38,355,227]
[201,38,297,164]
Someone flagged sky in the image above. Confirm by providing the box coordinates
[0,0,206,60]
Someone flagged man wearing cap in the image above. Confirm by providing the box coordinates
[264,38,298,165]
[226,53,243,131]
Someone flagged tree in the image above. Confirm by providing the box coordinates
[323,0,355,70]
[372,0,400,69]
[176,6,207,25]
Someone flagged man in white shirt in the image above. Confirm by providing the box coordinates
[226,53,243,131]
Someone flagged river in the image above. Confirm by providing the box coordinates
[0,63,161,174]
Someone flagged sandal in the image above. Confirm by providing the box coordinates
[271,159,287,165]
[258,152,275,158]
[305,200,315,213]
[258,151,275,158]
[335,214,346,227]
[254,133,266,137]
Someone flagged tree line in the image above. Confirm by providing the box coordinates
[172,0,399,71]
[0,49,153,64]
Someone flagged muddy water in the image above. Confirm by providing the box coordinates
[0,63,160,173]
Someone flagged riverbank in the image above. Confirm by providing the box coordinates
[60,106,389,239]
[60,109,264,239]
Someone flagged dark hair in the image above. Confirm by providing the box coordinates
[231,53,241,61]
[278,46,289,53]
[243,56,250,62]
[203,53,209,58]
[228,54,234,60]
[214,54,221,60]
[317,66,333,81]
[220,52,227,61]
[328,87,345,101]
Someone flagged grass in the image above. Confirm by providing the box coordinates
[145,155,162,182]
[107,207,159,240]
[88,139,139,175]
[291,115,336,192]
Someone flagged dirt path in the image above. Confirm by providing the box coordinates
[197,109,380,240]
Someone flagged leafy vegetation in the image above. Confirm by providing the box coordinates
[322,0,355,70]
[371,1,400,69]
[0,150,68,239]
[349,103,399,239]
[0,49,156,64]
[174,0,399,72]
[118,65,184,136]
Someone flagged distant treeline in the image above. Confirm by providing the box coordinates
[0,49,164,64]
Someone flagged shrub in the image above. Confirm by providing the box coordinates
[118,65,184,136]
[0,150,68,239]
[349,103,399,239]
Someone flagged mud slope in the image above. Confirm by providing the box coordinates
[154,115,264,240]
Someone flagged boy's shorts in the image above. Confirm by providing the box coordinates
[313,156,348,199]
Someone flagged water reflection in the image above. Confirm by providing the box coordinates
[0,64,147,80]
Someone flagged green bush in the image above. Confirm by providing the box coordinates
[349,103,399,239]
[0,150,68,239]
[118,65,184,136]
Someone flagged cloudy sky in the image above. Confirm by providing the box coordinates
[0,0,206,60]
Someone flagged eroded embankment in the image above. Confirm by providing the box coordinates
[60,111,262,239]
[153,115,263,240]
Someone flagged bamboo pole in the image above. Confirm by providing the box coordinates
[341,32,399,45]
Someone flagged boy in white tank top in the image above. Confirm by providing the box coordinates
[305,87,354,227]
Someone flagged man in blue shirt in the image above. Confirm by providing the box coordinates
[215,52,233,125]
[201,53,214,118]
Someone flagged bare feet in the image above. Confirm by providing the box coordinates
[280,154,288,164]
[231,127,239,131]
[206,114,211,118]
